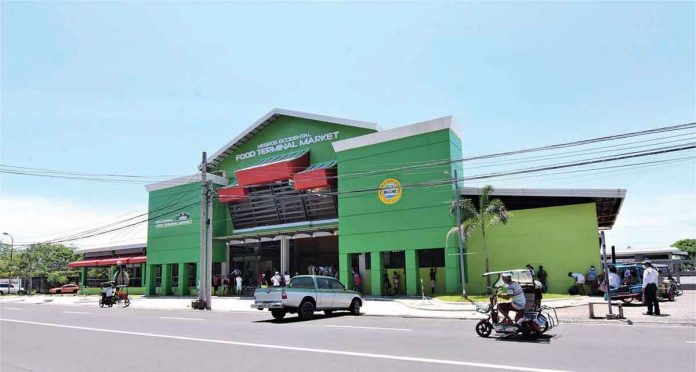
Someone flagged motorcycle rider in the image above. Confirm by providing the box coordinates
[496,272,526,324]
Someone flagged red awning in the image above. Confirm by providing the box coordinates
[127,256,147,264]
[218,185,249,203]
[97,257,127,266]
[67,259,100,268]
[293,161,337,191]
[235,149,310,186]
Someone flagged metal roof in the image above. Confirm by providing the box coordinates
[73,242,146,254]
[298,160,337,173]
[460,187,626,229]
[208,108,380,168]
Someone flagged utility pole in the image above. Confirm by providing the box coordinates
[452,169,467,297]
[205,180,213,310]
[600,231,613,316]
[198,152,209,310]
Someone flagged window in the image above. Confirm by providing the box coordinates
[316,278,331,289]
[418,248,445,267]
[289,277,314,288]
[329,279,344,290]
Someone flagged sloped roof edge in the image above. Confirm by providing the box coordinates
[208,108,380,168]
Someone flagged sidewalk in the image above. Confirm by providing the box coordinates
[2,292,693,325]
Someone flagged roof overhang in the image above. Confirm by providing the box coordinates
[208,108,380,168]
[145,173,228,192]
[73,242,147,255]
[333,116,461,152]
[460,187,626,229]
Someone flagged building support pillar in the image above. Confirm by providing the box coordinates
[405,250,418,296]
[280,237,290,276]
[80,267,87,287]
[161,264,173,296]
[140,264,146,287]
[222,243,230,276]
[338,253,350,288]
[177,263,189,296]
[445,242,462,295]
[145,264,156,296]
[370,252,383,296]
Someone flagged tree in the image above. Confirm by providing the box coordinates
[47,272,69,287]
[672,239,696,259]
[450,185,512,291]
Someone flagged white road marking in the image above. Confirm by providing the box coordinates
[325,325,412,332]
[0,318,572,372]
[686,341,696,344]
[63,311,91,315]
[159,316,204,321]
[562,322,695,329]
[1,307,22,310]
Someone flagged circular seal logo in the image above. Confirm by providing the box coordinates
[378,178,402,205]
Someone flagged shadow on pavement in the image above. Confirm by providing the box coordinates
[493,334,556,344]
[254,312,352,324]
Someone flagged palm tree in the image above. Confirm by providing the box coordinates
[450,185,511,291]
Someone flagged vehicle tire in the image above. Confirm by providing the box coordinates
[99,300,104,308]
[124,298,131,308]
[271,309,287,320]
[674,285,683,297]
[620,297,633,304]
[520,323,535,340]
[668,289,675,302]
[18,290,26,295]
[298,301,315,321]
[0,291,4,295]
[324,310,333,317]
[349,299,361,316]
[475,320,492,338]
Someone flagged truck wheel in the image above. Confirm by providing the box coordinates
[349,299,361,316]
[298,301,315,320]
[271,309,287,320]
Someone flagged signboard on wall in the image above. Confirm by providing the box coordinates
[378,178,403,205]
[235,131,340,161]
[154,212,193,228]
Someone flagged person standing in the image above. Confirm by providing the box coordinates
[353,270,362,293]
[642,261,661,316]
[222,276,230,295]
[283,272,291,286]
[383,272,392,295]
[525,264,535,278]
[271,272,282,287]
[429,268,436,295]
[392,271,400,295]
[235,275,243,296]
[537,266,548,293]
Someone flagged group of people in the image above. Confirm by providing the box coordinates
[257,270,292,288]
[212,269,244,296]
[524,264,548,292]
[307,263,337,278]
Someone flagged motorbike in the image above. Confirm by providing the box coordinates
[475,269,559,340]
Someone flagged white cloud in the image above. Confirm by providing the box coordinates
[605,191,696,248]
[0,194,146,250]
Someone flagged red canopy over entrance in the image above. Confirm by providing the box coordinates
[235,149,309,186]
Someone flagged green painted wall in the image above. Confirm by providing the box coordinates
[336,128,462,295]
[463,203,600,295]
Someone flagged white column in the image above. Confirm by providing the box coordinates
[280,237,290,275]
[358,253,367,277]
[221,243,230,276]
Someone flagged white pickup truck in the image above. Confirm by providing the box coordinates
[252,275,363,320]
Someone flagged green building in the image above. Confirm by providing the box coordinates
[135,109,625,296]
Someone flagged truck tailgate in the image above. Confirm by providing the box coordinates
[253,287,284,308]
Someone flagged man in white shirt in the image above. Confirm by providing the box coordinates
[271,272,282,287]
[567,272,586,295]
[235,275,243,295]
[642,261,661,316]
[608,267,621,289]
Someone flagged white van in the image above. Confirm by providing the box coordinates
[0,283,25,295]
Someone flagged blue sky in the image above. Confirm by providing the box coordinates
[1,2,694,248]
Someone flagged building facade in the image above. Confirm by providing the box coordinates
[139,109,625,296]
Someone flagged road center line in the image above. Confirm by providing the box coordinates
[0,318,572,372]
[159,316,204,321]
[325,325,412,332]
[63,311,91,315]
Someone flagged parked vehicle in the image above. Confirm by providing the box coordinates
[252,275,363,320]
[49,284,80,294]
[608,264,678,303]
[0,283,25,295]
[475,269,559,340]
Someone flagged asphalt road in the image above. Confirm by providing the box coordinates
[1,303,694,372]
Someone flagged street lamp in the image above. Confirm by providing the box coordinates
[2,232,14,261]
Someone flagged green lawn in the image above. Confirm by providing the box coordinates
[435,293,573,303]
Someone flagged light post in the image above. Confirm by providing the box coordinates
[2,232,14,261]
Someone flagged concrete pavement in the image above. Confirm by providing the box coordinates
[1,302,694,372]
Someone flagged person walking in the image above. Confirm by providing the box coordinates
[537,266,548,293]
[429,268,436,295]
[567,272,586,295]
[642,260,661,316]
